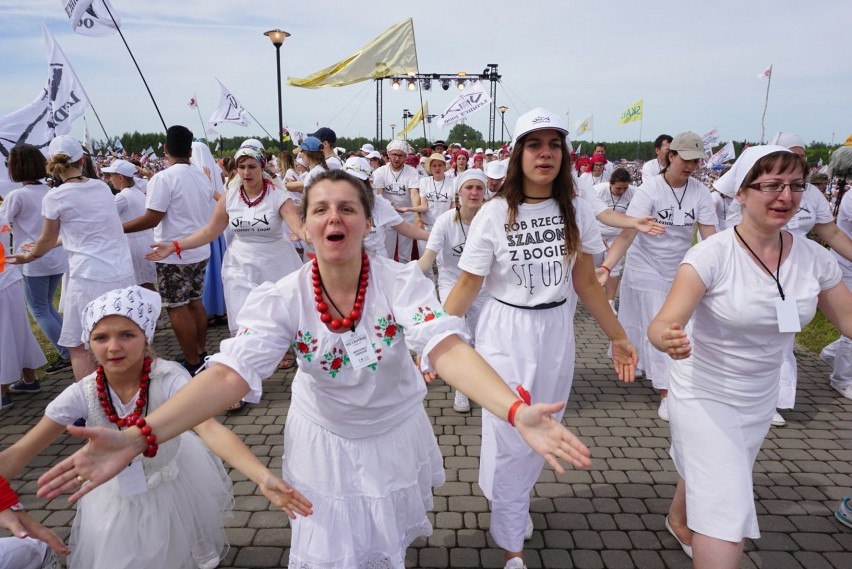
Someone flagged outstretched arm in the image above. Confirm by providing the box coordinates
[648,264,707,359]
[146,197,229,261]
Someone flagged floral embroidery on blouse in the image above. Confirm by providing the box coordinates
[367,343,383,372]
[374,314,400,346]
[320,346,350,378]
[411,306,445,326]
[292,331,319,362]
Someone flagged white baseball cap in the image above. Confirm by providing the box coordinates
[511,107,569,147]
[48,135,85,162]
[343,156,373,180]
[360,143,375,154]
[768,132,806,151]
[101,159,136,177]
[485,160,507,180]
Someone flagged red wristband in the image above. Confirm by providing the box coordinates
[507,400,525,427]
[172,241,182,259]
[601,265,611,274]
[0,476,20,512]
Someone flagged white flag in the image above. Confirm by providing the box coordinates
[62,0,121,37]
[702,128,720,150]
[757,65,772,79]
[434,81,492,130]
[705,141,736,169]
[207,78,251,132]
[574,115,593,137]
[187,96,198,109]
[0,26,91,196]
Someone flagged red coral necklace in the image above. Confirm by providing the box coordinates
[96,357,151,428]
[312,251,369,332]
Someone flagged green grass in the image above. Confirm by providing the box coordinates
[797,310,840,355]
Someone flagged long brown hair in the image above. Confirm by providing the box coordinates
[498,131,581,258]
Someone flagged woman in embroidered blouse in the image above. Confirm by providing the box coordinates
[38,169,593,569]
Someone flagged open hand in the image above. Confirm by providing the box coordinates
[635,216,666,236]
[146,242,176,261]
[0,509,70,555]
[611,338,638,382]
[515,402,592,473]
[259,475,313,520]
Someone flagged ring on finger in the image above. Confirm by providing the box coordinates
[76,475,86,484]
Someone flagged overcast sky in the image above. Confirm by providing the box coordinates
[1,0,851,151]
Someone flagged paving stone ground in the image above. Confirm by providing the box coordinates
[2,306,850,568]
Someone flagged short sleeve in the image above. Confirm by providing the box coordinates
[625,183,655,217]
[0,191,21,223]
[207,280,296,403]
[576,199,606,255]
[145,174,171,213]
[810,187,834,225]
[387,261,470,369]
[458,199,501,276]
[372,166,388,190]
[45,382,89,425]
[695,184,719,226]
[406,169,419,189]
[114,192,129,216]
[807,240,844,290]
[374,196,403,228]
[425,212,449,253]
[41,191,60,221]
[681,235,723,291]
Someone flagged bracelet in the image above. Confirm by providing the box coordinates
[600,265,611,274]
[0,475,20,512]
[172,241,183,260]
[507,400,525,427]
[133,417,159,458]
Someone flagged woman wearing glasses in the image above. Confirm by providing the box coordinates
[649,146,852,568]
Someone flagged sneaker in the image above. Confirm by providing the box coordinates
[9,379,42,394]
[836,497,852,529]
[771,411,787,427]
[453,391,470,413]
[658,398,669,421]
[180,358,203,376]
[44,358,71,375]
[832,383,852,401]
[524,513,534,540]
[0,395,12,412]
[504,558,527,569]
[40,548,57,569]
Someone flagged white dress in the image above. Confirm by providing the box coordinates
[619,175,717,387]
[209,257,468,568]
[45,359,233,569]
[458,197,604,552]
[115,185,157,285]
[222,184,303,334]
[668,229,841,542]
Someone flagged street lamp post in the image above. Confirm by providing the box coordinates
[402,109,413,140]
[390,124,396,140]
[264,28,290,151]
[498,105,508,146]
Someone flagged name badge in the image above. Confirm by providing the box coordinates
[775,297,801,333]
[342,323,379,370]
[672,208,685,226]
[388,183,405,196]
[118,459,148,497]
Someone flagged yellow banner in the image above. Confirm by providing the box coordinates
[399,103,428,138]
[288,19,418,89]
[618,99,643,125]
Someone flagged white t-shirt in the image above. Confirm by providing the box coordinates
[594,182,637,240]
[459,197,604,306]
[834,189,852,279]
[625,175,718,280]
[710,191,732,232]
[372,164,419,209]
[641,158,664,182]
[725,184,834,237]
[580,172,607,188]
[146,163,216,265]
[673,229,842,398]
[364,195,403,257]
[114,185,149,223]
[425,209,470,298]
[325,155,343,171]
[418,176,453,226]
[302,164,328,190]
[225,184,292,243]
[41,179,134,281]
[0,183,68,277]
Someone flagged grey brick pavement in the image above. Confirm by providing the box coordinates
[1,307,850,568]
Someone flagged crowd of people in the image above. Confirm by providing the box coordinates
[0,110,850,568]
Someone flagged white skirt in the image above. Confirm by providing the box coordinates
[68,431,234,569]
[59,275,136,348]
[618,269,672,388]
[127,231,157,285]
[0,281,47,384]
[668,365,776,542]
[284,406,444,569]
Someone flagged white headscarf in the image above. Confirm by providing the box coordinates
[386,139,408,154]
[190,141,224,193]
[713,145,791,198]
[82,286,161,346]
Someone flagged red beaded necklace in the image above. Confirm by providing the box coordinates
[96,357,152,429]
[239,181,268,207]
[312,251,369,332]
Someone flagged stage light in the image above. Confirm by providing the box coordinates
[407,78,416,91]
[392,78,400,90]
[441,79,450,90]
[422,78,431,91]
[457,79,466,90]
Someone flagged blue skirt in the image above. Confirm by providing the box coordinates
[202,235,227,316]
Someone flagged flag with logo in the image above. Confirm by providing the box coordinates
[207,78,251,131]
[705,141,736,169]
[757,65,772,79]
[0,25,91,197]
[702,128,720,150]
[399,103,428,138]
[435,81,492,130]
[288,18,418,88]
[187,96,198,109]
[617,99,643,125]
[574,115,593,137]
[61,0,120,37]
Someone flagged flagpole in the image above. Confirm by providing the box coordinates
[760,65,772,144]
[87,99,111,144]
[244,109,276,141]
[636,112,643,160]
[102,3,167,131]
[192,93,209,139]
[410,20,426,146]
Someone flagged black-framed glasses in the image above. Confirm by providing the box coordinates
[747,181,807,193]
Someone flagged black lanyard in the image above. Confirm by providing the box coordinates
[608,190,626,211]
[663,174,688,210]
[733,225,786,300]
[457,207,468,240]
